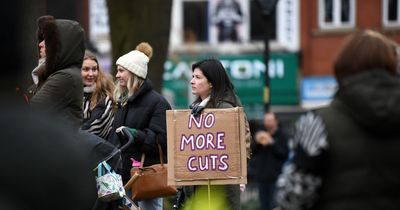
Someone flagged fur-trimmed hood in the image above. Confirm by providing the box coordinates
[36,15,85,85]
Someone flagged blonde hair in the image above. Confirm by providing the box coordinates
[114,42,153,104]
[83,50,115,110]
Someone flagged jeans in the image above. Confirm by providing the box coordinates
[138,197,163,210]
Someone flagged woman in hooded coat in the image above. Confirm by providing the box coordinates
[30,15,85,131]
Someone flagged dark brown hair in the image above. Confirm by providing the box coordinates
[83,50,115,110]
[36,15,59,86]
[191,58,237,107]
[334,29,398,82]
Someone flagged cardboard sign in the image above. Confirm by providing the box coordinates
[166,107,247,186]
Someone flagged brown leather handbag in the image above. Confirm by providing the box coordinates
[129,140,177,201]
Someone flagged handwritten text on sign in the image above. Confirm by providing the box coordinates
[180,113,229,172]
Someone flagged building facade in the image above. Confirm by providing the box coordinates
[301,0,400,76]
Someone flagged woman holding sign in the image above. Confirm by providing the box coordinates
[183,58,251,210]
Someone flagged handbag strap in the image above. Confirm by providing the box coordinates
[97,161,112,176]
[139,136,164,167]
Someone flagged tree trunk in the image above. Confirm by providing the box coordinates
[16,0,47,94]
[106,0,172,92]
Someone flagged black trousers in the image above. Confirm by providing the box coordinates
[258,180,277,210]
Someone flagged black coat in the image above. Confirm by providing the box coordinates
[251,125,289,182]
[108,79,171,183]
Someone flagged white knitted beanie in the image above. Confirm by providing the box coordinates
[116,50,149,79]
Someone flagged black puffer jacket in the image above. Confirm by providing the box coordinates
[108,79,171,183]
[30,16,85,130]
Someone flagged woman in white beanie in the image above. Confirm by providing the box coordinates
[107,42,171,210]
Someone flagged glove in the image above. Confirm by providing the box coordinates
[191,105,204,117]
[126,127,138,137]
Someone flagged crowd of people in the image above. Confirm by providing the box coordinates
[21,15,252,210]
[9,13,400,210]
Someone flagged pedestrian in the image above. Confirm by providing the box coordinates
[0,103,97,210]
[81,50,115,139]
[276,29,400,210]
[182,58,251,210]
[251,112,289,210]
[29,15,85,131]
[108,42,172,210]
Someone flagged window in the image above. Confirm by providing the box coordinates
[383,0,400,27]
[318,0,355,29]
[183,1,209,42]
[169,0,299,51]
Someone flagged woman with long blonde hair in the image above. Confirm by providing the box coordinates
[108,42,171,210]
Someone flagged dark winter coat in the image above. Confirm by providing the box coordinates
[251,125,289,182]
[312,70,400,210]
[108,79,171,183]
[30,16,85,130]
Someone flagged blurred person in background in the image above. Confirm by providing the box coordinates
[251,112,289,210]
[108,42,172,210]
[81,50,115,139]
[0,104,96,210]
[276,29,400,210]
[29,15,85,131]
[0,6,95,210]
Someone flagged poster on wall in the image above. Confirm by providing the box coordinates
[208,0,250,44]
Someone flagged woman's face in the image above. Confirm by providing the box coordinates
[116,65,130,87]
[38,40,46,58]
[81,59,98,87]
[190,68,212,100]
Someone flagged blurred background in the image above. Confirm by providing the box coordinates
[7,0,400,209]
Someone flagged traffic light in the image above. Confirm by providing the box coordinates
[255,0,279,17]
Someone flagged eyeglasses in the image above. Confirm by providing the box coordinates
[81,66,98,71]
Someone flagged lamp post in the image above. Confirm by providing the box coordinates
[255,0,279,112]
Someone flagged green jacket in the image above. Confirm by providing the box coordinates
[30,18,85,130]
